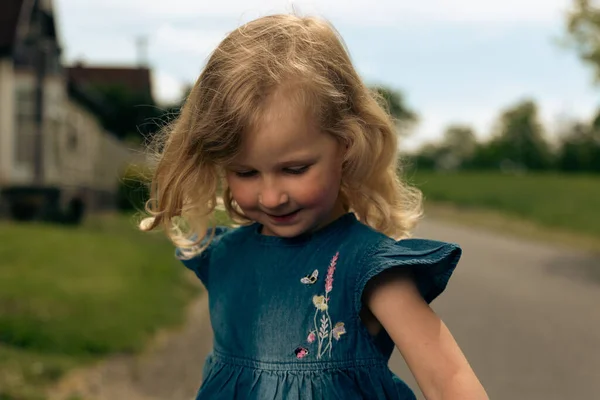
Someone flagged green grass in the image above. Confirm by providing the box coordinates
[0,214,199,400]
[408,171,600,238]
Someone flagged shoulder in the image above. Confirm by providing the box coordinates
[345,216,460,259]
[212,224,253,247]
[175,224,250,285]
[181,223,256,253]
[175,225,235,258]
[336,215,394,255]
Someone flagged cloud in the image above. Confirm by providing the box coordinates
[55,0,594,150]
[152,70,187,105]
[402,91,598,152]
[154,25,226,56]
[298,0,570,26]
[57,0,571,26]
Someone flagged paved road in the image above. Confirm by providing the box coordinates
[389,219,600,399]
[52,218,600,400]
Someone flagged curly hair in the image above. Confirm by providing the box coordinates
[141,14,422,255]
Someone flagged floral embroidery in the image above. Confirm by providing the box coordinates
[312,295,328,311]
[332,322,346,340]
[301,252,345,360]
[325,255,336,293]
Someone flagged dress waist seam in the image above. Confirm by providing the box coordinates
[210,350,388,372]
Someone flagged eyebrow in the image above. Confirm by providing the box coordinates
[229,157,318,170]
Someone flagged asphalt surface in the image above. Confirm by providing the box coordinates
[389,219,600,399]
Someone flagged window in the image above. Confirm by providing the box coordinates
[67,122,78,151]
[15,88,36,164]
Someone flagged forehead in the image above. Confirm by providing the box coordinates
[233,98,330,166]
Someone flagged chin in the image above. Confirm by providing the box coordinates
[248,209,327,237]
[263,223,309,238]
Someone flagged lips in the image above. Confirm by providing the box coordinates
[268,210,299,218]
[266,209,301,223]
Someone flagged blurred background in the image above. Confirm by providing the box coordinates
[0,0,599,399]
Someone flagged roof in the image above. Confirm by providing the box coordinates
[0,0,25,55]
[66,64,154,101]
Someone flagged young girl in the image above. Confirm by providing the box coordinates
[142,14,487,400]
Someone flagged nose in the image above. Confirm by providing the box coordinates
[258,177,289,209]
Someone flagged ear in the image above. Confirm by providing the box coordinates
[343,140,351,161]
[337,141,348,163]
[343,137,350,150]
[338,137,349,153]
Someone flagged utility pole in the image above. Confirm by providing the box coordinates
[136,35,148,68]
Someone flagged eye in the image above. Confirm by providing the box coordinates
[284,166,309,175]
[234,170,258,178]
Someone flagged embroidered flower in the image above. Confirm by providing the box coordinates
[332,322,346,340]
[325,253,338,295]
[312,295,328,311]
[307,332,316,343]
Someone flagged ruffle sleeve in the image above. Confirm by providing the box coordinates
[355,238,462,311]
[175,226,232,287]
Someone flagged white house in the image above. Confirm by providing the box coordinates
[0,0,145,220]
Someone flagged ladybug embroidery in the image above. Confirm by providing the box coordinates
[294,347,309,359]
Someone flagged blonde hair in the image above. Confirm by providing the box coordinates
[141,14,422,253]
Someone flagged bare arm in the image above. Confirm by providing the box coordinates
[364,270,488,400]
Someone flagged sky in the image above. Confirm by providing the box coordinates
[53,0,599,150]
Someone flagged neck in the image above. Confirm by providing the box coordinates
[314,198,347,232]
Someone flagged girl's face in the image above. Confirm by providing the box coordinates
[225,98,346,237]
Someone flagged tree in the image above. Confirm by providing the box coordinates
[413,125,478,170]
[440,125,478,168]
[562,1,600,173]
[557,118,600,172]
[565,0,600,81]
[371,85,418,135]
[91,84,164,143]
[487,99,553,171]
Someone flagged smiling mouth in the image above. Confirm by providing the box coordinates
[268,210,300,218]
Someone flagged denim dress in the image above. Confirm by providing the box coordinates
[178,213,461,399]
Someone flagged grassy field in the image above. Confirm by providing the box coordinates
[407,171,600,239]
[0,214,199,400]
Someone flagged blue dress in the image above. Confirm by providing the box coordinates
[177,213,461,399]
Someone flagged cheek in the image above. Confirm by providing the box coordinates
[226,176,256,208]
[294,170,341,206]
